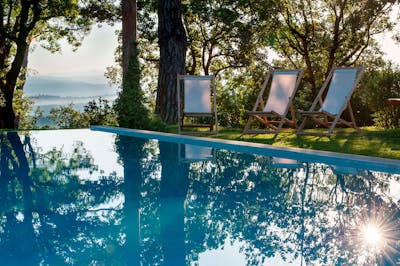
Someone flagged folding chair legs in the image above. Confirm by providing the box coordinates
[290,105,297,129]
[348,103,360,131]
[243,117,252,133]
[297,117,308,134]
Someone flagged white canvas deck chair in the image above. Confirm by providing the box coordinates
[243,69,304,134]
[178,144,216,163]
[177,75,218,134]
[297,66,365,136]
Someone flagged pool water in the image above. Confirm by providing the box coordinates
[0,128,399,265]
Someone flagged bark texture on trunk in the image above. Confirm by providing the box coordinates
[0,0,34,129]
[121,0,137,81]
[156,0,187,123]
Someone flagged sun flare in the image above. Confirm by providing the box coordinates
[361,224,382,246]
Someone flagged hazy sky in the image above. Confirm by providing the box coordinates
[28,23,120,75]
[28,22,400,77]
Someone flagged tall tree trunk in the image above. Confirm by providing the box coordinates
[156,0,187,123]
[0,39,29,129]
[0,0,31,129]
[118,0,150,129]
[16,42,30,91]
[121,0,137,81]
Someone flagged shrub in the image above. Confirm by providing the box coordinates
[84,97,118,126]
[353,62,400,128]
[114,46,150,129]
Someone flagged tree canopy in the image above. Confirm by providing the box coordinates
[0,0,119,129]
[132,0,399,126]
[2,0,400,129]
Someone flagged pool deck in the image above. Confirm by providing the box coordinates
[91,126,400,174]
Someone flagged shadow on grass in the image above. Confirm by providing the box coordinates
[213,127,400,160]
[171,126,400,160]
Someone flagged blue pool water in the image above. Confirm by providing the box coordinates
[1,128,400,265]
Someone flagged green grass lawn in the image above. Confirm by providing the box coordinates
[172,126,400,160]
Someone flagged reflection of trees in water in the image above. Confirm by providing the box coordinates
[185,156,400,266]
[114,137,400,265]
[116,136,190,266]
[164,148,399,265]
[0,132,124,265]
[1,132,399,265]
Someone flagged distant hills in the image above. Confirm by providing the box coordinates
[23,72,119,127]
[30,94,117,106]
[24,72,118,98]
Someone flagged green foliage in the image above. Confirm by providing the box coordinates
[12,90,44,129]
[114,1,399,130]
[217,68,267,127]
[26,107,45,129]
[115,47,151,129]
[49,103,89,129]
[0,91,4,107]
[0,0,119,128]
[13,89,33,128]
[48,98,119,129]
[372,107,400,128]
[84,97,118,126]
[267,0,395,100]
[182,0,273,76]
[353,62,400,127]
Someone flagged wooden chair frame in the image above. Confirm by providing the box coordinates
[177,75,218,134]
[297,66,365,136]
[243,69,304,134]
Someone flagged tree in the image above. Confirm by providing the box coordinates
[122,0,138,79]
[112,1,397,128]
[156,0,187,123]
[267,0,396,100]
[48,98,118,129]
[49,104,89,129]
[0,0,118,129]
[115,0,152,129]
[125,0,277,126]
[183,0,275,76]
[84,97,118,126]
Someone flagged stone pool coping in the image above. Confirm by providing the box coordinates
[91,125,400,174]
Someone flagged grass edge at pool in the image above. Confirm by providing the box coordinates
[90,125,400,173]
[93,125,400,161]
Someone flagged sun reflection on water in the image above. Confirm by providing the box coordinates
[361,223,383,248]
[352,214,400,265]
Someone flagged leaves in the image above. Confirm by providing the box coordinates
[0,0,120,128]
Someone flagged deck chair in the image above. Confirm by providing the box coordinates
[243,69,304,134]
[297,66,365,136]
[178,144,216,163]
[177,75,218,134]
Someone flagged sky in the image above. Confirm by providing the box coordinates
[28,23,120,76]
[28,22,400,78]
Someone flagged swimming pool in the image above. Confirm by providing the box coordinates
[1,127,399,265]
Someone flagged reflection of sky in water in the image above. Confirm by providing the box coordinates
[29,129,123,177]
[198,239,303,266]
[1,129,399,265]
